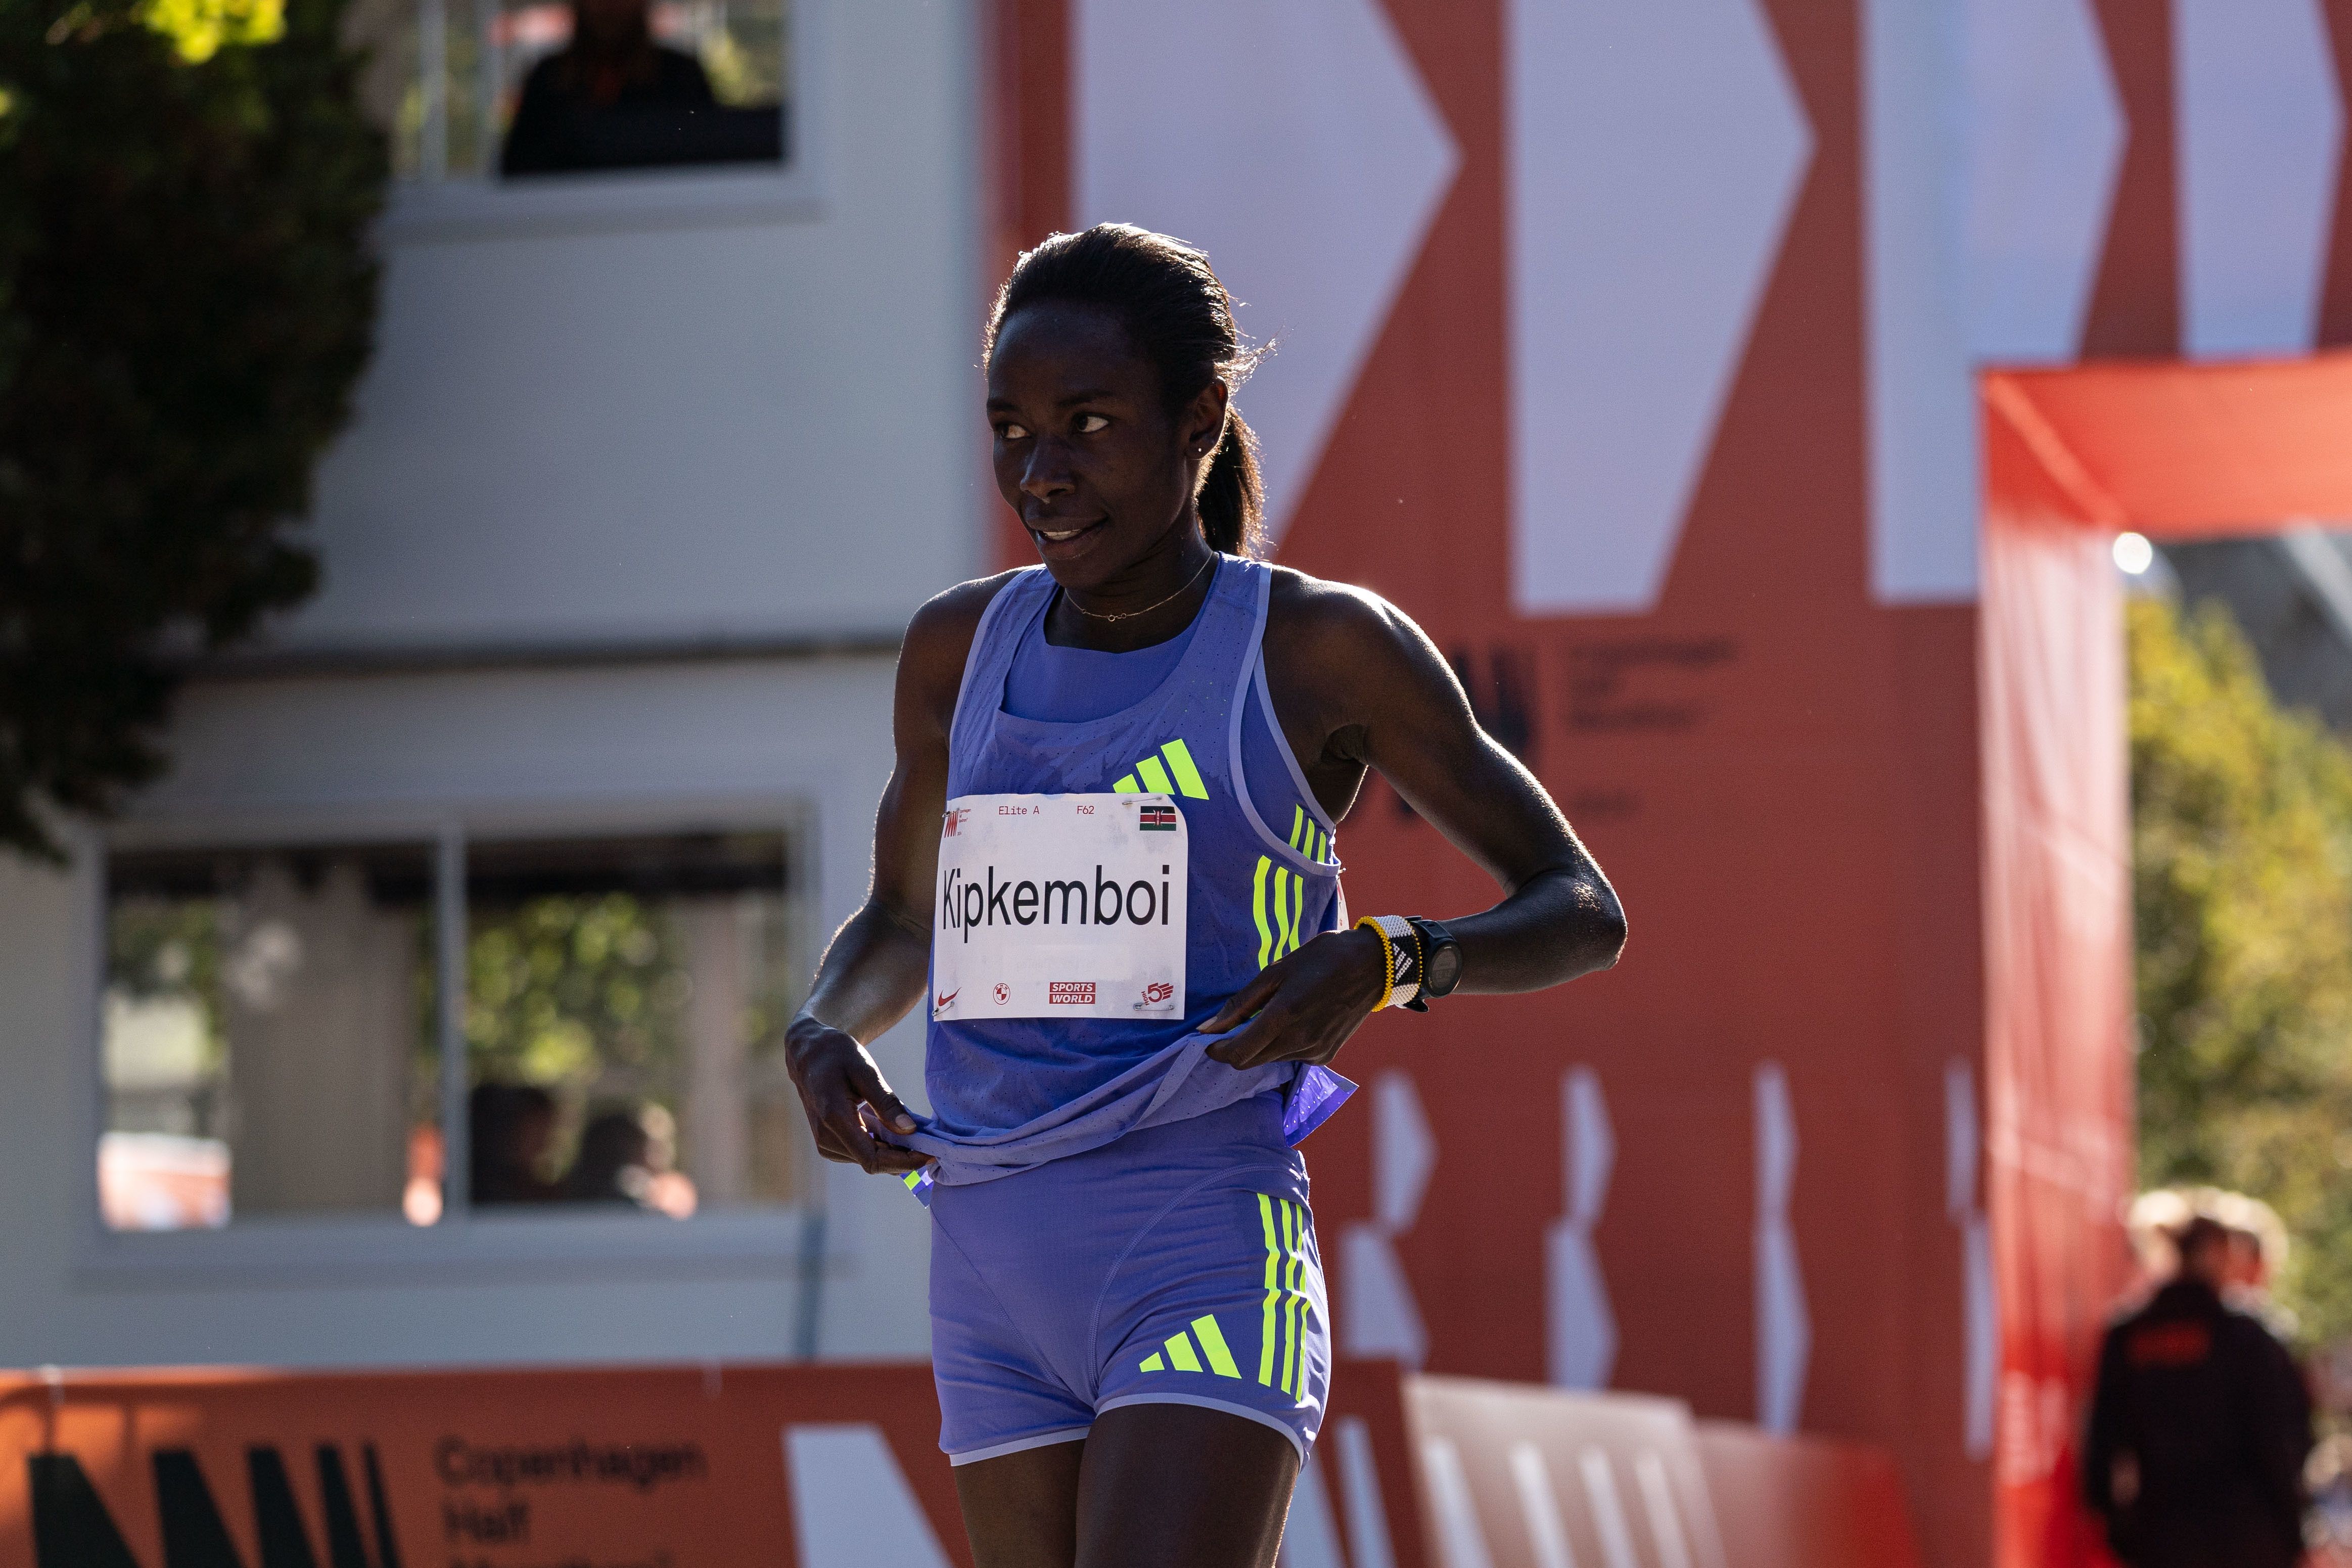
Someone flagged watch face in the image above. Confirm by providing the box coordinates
[1428,944,1463,994]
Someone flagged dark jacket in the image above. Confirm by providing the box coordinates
[500,45,718,177]
[2083,1279,2312,1568]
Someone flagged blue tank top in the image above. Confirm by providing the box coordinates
[903,556,1355,1192]
[1002,592,1200,722]
[1002,585,1312,841]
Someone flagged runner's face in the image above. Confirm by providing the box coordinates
[987,303,1209,586]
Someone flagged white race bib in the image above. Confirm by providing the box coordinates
[931,793,1188,1021]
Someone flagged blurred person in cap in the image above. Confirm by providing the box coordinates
[2129,1188,2195,1290]
[2215,1192,2294,1329]
[2085,1212,2313,1568]
[2129,1188,2296,1329]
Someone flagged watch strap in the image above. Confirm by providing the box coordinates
[1405,915,1460,1001]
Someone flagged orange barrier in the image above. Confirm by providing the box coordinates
[1297,1358,1432,1568]
[1403,1375,1726,1568]
[0,1360,1432,1568]
[1,1362,963,1568]
[1694,1422,1928,1568]
[0,1360,1915,1568]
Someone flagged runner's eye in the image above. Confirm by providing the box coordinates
[1076,414,1111,434]
[997,422,1029,441]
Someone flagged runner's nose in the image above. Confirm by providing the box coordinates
[1019,438,1077,503]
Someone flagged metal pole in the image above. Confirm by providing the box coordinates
[792,1201,826,1359]
[419,0,448,180]
[477,0,501,176]
[436,826,469,1221]
[791,819,827,1359]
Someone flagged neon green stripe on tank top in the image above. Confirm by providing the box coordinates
[1246,807,1331,974]
[1252,857,1277,969]
[1286,804,1332,865]
[1112,739,1210,799]
[1250,859,1320,971]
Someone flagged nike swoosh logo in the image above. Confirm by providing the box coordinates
[934,990,958,1009]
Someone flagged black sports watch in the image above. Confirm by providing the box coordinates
[1402,917,1462,1009]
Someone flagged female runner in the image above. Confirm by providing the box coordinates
[786,224,1627,1568]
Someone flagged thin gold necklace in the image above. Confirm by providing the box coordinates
[1063,554,1215,625]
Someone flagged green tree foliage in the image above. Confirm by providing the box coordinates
[0,0,383,857]
[2132,594,2352,1344]
[464,894,689,1108]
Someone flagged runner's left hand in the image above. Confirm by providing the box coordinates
[1201,927,1388,1070]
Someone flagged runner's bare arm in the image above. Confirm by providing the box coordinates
[1206,573,1624,1070]
[1325,577,1624,987]
[787,574,1017,1172]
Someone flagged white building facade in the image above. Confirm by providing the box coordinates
[1,0,983,1370]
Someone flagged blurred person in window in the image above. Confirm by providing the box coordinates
[2085,1214,2313,1568]
[499,0,716,177]
[564,1106,656,1206]
[469,1082,561,1205]
[563,1103,696,1216]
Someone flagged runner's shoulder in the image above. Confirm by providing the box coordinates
[1262,564,1423,673]
[899,570,1029,715]
[904,571,1027,663]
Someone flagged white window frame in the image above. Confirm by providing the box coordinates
[74,795,825,1287]
[377,0,827,244]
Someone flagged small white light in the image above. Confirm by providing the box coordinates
[2113,532,2154,575]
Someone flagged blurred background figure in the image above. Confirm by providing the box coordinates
[2085,1213,2312,1568]
[2130,1188,2297,1331]
[2128,1188,2196,1294]
[500,0,710,176]
[563,1103,697,1217]
[468,1082,560,1206]
[500,0,778,176]
[2215,1192,2292,1321]
[564,1107,652,1205]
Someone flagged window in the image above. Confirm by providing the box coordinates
[101,843,437,1231]
[458,833,810,1217]
[98,827,813,1234]
[344,0,790,182]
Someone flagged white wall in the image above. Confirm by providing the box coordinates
[0,656,933,1370]
[284,0,988,654]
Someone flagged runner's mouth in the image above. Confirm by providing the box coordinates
[1029,518,1105,545]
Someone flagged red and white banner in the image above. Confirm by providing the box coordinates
[0,1359,1927,1568]
[978,5,2352,1566]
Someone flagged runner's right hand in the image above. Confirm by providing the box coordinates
[784,1014,933,1175]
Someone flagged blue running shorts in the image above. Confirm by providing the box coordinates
[928,1092,1330,1466]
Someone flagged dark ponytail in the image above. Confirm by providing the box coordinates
[1197,407,1264,557]
[986,223,1269,557]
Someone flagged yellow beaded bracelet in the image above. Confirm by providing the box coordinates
[1355,914,1422,1009]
